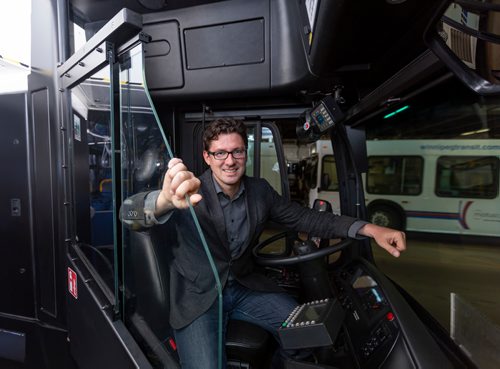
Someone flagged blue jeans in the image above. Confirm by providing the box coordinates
[173,280,297,369]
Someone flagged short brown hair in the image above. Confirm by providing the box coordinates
[203,118,248,150]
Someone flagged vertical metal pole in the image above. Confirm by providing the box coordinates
[108,43,123,319]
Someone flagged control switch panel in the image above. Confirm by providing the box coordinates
[279,298,345,350]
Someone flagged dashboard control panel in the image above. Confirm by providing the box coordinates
[279,298,345,350]
[334,263,400,368]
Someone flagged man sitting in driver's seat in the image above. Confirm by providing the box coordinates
[122,118,406,369]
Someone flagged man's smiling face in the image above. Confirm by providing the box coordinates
[203,132,246,197]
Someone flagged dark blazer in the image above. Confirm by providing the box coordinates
[126,170,359,329]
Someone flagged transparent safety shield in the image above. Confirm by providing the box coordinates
[71,64,117,304]
[118,43,223,368]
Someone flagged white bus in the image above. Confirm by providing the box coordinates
[295,140,341,214]
[305,139,500,237]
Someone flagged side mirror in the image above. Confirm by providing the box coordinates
[424,0,500,95]
[312,199,333,213]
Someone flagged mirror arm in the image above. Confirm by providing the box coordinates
[424,0,500,96]
[427,34,498,95]
[442,16,500,43]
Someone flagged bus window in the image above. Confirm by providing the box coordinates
[436,156,499,199]
[320,155,339,191]
[0,1,30,93]
[296,142,342,214]
[260,127,281,195]
[367,156,423,195]
[246,125,284,195]
[305,155,318,191]
[246,127,255,177]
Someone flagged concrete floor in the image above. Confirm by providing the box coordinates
[372,236,500,331]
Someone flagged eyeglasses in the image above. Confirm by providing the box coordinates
[207,148,246,160]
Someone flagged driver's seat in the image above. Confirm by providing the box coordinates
[127,226,273,368]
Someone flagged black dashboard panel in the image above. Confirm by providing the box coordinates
[335,263,409,368]
[265,258,459,369]
[334,260,455,369]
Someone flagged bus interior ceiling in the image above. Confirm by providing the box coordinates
[70,0,445,109]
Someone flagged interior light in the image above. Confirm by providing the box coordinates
[460,128,490,136]
[383,105,410,119]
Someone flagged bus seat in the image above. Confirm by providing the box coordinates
[226,320,273,368]
[128,229,172,338]
[128,227,273,368]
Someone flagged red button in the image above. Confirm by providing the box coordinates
[386,312,395,321]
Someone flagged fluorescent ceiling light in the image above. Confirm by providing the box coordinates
[460,128,490,136]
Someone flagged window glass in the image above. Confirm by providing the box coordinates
[118,44,222,368]
[71,64,117,298]
[246,127,255,177]
[245,125,282,194]
[0,1,31,93]
[367,156,423,195]
[260,127,281,195]
[301,154,318,191]
[320,155,339,191]
[70,41,224,368]
[436,156,499,199]
[248,124,291,255]
[365,77,500,336]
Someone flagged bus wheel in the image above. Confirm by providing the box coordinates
[368,206,403,230]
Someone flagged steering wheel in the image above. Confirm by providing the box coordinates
[252,231,354,266]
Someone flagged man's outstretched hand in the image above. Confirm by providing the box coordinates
[358,223,406,257]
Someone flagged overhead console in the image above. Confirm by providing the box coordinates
[141,0,341,100]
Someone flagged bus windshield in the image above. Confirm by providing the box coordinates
[299,77,500,342]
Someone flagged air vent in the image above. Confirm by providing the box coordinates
[443,23,476,69]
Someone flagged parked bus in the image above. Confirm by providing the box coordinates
[303,139,500,237]
[296,140,341,214]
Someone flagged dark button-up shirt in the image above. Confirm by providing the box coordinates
[212,177,249,259]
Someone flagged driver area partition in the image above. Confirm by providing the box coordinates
[56,10,227,367]
[59,9,292,369]
[118,41,274,369]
